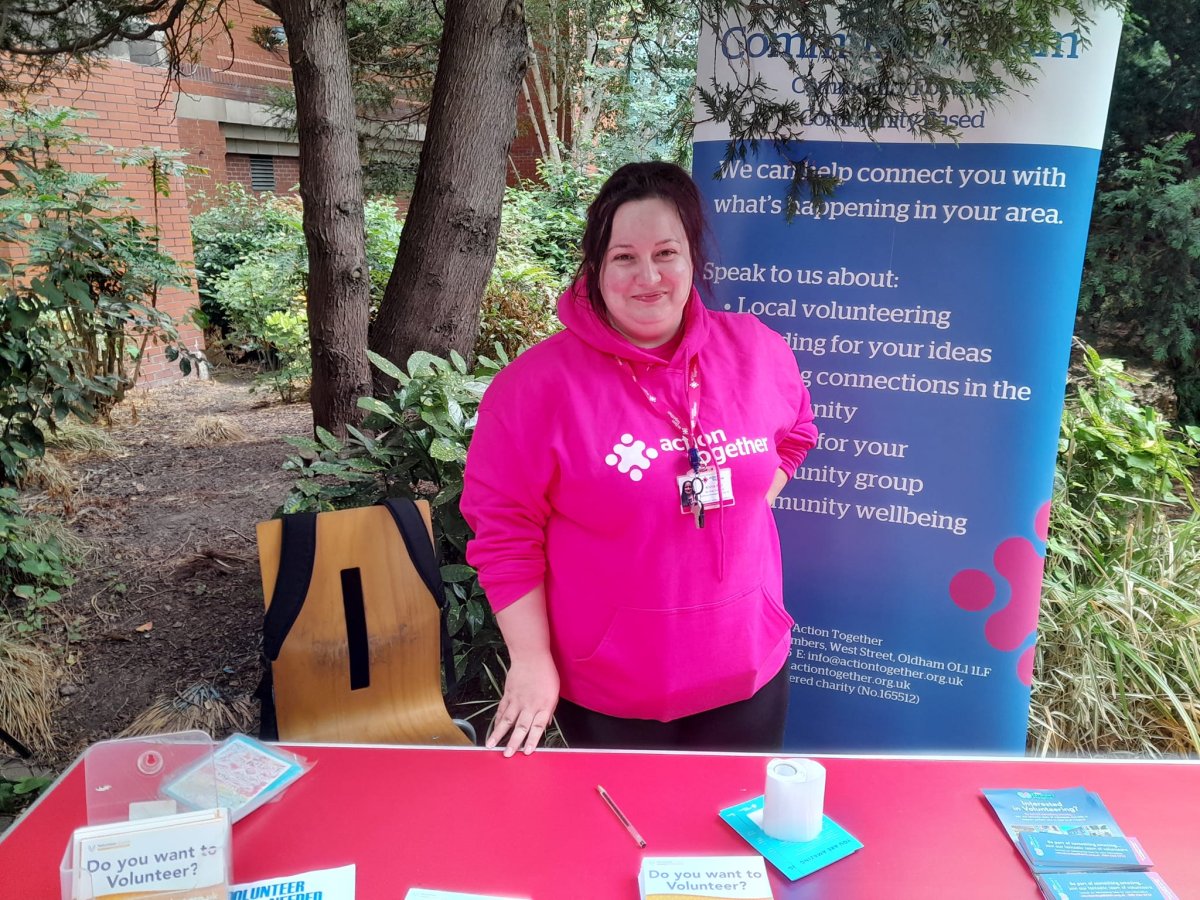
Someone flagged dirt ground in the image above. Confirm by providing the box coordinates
[33,373,311,767]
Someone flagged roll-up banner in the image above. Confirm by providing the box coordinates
[694,10,1123,752]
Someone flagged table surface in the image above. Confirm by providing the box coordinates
[3,744,1199,899]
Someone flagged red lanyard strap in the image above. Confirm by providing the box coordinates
[613,356,702,473]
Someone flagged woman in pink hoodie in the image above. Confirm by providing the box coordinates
[461,162,817,756]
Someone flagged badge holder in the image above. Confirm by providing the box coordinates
[59,730,232,900]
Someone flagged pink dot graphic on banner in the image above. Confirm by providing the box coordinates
[1034,501,1051,542]
[949,569,996,612]
[948,501,1051,684]
[984,536,1046,654]
[1017,645,1036,687]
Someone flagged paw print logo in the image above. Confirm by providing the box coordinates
[605,433,658,482]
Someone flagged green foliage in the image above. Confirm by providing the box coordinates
[0,772,52,815]
[0,106,191,485]
[212,226,307,362]
[255,309,312,403]
[189,183,302,322]
[363,200,405,300]
[581,0,698,169]
[498,158,603,281]
[1079,134,1200,422]
[1057,342,1200,526]
[280,349,509,695]
[199,192,403,398]
[1030,343,1200,756]
[476,157,604,358]
[1104,3,1200,168]
[477,263,560,362]
[0,488,76,632]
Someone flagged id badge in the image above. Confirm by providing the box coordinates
[677,465,735,513]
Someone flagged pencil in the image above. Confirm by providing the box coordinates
[597,784,647,848]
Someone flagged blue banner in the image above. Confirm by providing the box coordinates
[694,13,1122,752]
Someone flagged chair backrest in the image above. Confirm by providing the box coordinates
[255,501,470,746]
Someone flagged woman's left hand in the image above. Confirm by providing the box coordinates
[766,467,788,503]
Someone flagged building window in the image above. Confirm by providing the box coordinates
[100,28,166,67]
[249,156,276,192]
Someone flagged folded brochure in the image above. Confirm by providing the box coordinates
[719,795,861,881]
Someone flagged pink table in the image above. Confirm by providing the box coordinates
[3,744,1198,898]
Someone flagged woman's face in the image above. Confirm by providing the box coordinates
[599,197,693,348]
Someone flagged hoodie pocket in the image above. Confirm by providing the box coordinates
[567,582,792,720]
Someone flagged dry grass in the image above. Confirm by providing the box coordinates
[119,683,255,738]
[44,422,123,458]
[0,630,58,753]
[179,416,250,448]
[25,513,91,562]
[18,453,79,503]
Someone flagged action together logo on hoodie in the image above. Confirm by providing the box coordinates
[605,433,660,482]
[605,427,773,482]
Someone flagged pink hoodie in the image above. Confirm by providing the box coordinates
[462,283,818,720]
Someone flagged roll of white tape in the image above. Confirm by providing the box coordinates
[762,757,826,842]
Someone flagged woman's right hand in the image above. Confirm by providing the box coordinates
[487,651,560,757]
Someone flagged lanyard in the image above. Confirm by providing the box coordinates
[613,355,703,473]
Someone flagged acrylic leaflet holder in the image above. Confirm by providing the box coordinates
[59,730,232,900]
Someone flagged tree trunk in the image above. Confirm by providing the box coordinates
[274,0,372,436]
[369,0,528,385]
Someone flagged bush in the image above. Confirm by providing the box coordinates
[1056,342,1199,527]
[0,107,193,486]
[189,183,302,323]
[1030,342,1200,756]
[497,157,603,281]
[213,235,306,363]
[1079,134,1200,422]
[280,349,508,697]
[201,193,403,399]
[256,308,312,403]
[0,488,76,632]
[477,261,560,361]
[1034,504,1200,756]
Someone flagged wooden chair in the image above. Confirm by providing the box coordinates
[255,500,472,746]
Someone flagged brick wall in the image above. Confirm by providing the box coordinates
[176,117,228,212]
[225,153,252,187]
[31,60,206,386]
[275,156,300,194]
[179,0,292,106]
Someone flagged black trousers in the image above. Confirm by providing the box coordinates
[554,663,790,752]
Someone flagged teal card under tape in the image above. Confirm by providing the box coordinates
[719,795,861,881]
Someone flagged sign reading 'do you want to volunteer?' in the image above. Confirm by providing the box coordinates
[694,10,1122,752]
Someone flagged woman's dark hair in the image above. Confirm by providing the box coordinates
[576,161,711,318]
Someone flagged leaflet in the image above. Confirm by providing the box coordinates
[1036,872,1179,900]
[230,865,355,899]
[1019,832,1152,873]
[982,787,1122,844]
